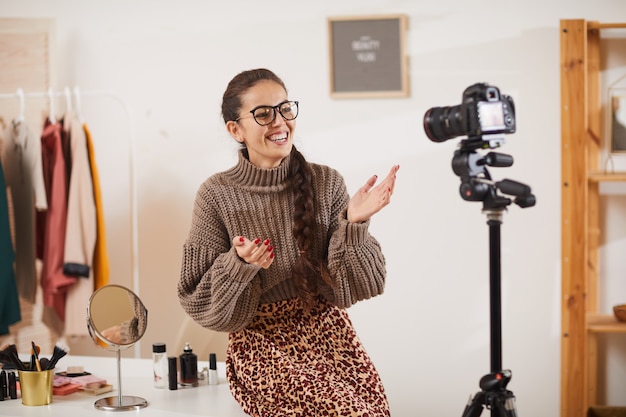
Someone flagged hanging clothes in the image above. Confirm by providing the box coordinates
[60,114,72,191]
[0,157,21,335]
[63,111,96,336]
[84,123,110,289]
[62,111,95,278]
[37,118,76,335]
[2,119,48,303]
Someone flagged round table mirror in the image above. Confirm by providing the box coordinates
[87,284,149,411]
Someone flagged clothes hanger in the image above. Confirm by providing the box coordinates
[64,86,73,114]
[73,86,84,124]
[48,87,57,123]
[15,88,25,123]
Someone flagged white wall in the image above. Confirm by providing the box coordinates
[2,0,626,415]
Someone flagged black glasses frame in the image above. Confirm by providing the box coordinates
[235,100,299,126]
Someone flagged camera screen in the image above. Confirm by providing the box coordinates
[478,101,505,132]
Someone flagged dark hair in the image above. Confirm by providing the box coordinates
[221,68,335,309]
[221,68,287,123]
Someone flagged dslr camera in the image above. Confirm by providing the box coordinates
[423,83,515,146]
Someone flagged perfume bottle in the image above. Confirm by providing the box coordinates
[152,343,168,388]
[179,342,198,386]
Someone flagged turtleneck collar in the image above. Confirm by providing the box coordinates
[222,148,292,190]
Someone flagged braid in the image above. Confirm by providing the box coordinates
[221,69,336,309]
[290,147,335,309]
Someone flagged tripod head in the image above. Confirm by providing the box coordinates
[422,81,535,211]
[452,137,535,211]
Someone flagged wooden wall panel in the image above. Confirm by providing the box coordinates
[0,18,56,355]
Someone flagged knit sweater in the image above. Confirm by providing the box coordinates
[177,150,387,333]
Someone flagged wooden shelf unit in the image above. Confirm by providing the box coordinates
[560,19,626,417]
[587,314,626,333]
[587,172,626,182]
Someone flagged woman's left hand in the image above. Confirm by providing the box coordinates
[347,164,400,223]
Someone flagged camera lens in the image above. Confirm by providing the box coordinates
[423,105,466,142]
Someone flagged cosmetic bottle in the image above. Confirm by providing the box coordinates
[208,353,218,385]
[179,342,198,386]
[152,343,168,388]
[168,357,178,390]
[0,370,6,400]
[8,372,17,399]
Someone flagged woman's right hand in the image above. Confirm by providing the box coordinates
[233,236,275,269]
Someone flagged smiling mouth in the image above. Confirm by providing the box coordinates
[268,132,288,143]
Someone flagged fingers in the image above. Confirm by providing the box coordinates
[232,235,245,247]
[234,236,275,269]
[377,164,399,195]
[358,174,378,194]
[369,164,400,196]
[388,164,400,194]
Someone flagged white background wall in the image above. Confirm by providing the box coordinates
[2,0,626,415]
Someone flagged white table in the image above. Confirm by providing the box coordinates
[0,355,248,416]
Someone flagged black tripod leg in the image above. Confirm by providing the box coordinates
[502,392,518,417]
[491,391,518,417]
[462,392,485,417]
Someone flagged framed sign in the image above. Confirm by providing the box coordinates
[328,14,409,99]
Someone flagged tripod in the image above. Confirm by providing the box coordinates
[461,208,518,417]
[452,139,535,417]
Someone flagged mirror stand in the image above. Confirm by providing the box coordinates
[94,350,148,411]
[87,284,149,412]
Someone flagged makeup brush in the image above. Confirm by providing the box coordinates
[31,341,42,371]
[0,345,25,371]
[29,343,40,371]
[0,344,10,365]
[46,343,70,370]
[39,357,50,371]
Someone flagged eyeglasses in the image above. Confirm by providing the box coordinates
[236,100,299,126]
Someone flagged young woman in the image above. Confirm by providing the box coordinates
[178,68,399,416]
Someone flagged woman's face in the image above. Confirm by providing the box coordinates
[226,80,296,169]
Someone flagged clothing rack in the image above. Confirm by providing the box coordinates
[0,87,141,356]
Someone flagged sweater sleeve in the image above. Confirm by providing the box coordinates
[177,184,263,333]
[323,171,387,308]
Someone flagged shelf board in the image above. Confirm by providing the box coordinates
[588,22,626,30]
[588,172,626,183]
[587,313,626,333]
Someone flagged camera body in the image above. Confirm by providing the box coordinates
[423,83,515,144]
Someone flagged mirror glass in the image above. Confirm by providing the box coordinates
[86,284,148,411]
[612,95,626,153]
[87,284,148,350]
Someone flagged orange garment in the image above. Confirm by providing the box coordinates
[84,124,109,288]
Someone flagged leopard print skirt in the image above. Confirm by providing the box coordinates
[226,297,390,417]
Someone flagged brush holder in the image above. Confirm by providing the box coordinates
[17,368,54,406]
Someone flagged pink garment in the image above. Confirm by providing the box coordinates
[63,111,96,275]
[38,119,77,324]
[64,112,96,336]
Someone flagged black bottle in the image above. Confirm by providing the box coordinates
[179,342,198,386]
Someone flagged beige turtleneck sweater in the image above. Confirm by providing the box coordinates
[177,151,387,333]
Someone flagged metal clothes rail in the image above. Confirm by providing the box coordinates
[0,87,141,357]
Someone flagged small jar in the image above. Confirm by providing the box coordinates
[179,342,198,386]
[208,352,218,385]
[152,343,168,388]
